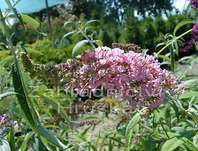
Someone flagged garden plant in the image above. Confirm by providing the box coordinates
[0,0,198,151]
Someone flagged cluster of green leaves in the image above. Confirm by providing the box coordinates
[43,13,192,53]
[0,6,193,64]
[20,14,191,65]
[26,38,68,64]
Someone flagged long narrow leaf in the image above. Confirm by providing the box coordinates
[125,113,141,151]
[173,20,193,36]
[72,40,89,57]
[21,132,34,151]
[125,113,141,137]
[7,127,16,151]
[0,92,16,101]
[179,91,198,99]
[12,63,67,149]
[12,64,36,127]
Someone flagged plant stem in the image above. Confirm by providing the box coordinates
[45,0,52,37]
[157,29,192,55]
[160,120,170,139]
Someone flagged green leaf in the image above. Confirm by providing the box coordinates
[125,113,141,136]
[62,31,76,39]
[0,92,16,101]
[108,139,113,151]
[80,126,92,138]
[7,127,16,151]
[85,20,98,26]
[72,40,103,57]
[156,42,165,50]
[183,137,198,151]
[72,40,89,57]
[179,79,198,87]
[179,91,198,99]
[95,40,103,46]
[21,14,40,30]
[0,22,4,33]
[12,63,66,149]
[63,21,73,27]
[173,20,193,36]
[161,137,183,151]
[36,124,67,149]
[125,113,141,151]
[33,137,49,151]
[193,134,198,148]
[21,132,34,151]
[12,64,37,127]
[0,56,13,67]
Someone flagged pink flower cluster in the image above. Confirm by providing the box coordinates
[192,23,198,41]
[0,114,8,128]
[181,23,198,53]
[190,0,198,9]
[65,47,176,109]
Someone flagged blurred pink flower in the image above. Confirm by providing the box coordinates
[192,22,198,41]
[190,0,198,9]
[64,47,177,109]
[0,114,8,128]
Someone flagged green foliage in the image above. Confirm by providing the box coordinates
[27,38,67,64]
[69,0,173,22]
[21,14,40,30]
[161,137,183,151]
[0,0,197,150]
[0,50,13,67]
[155,20,194,72]
[0,3,67,149]
[90,14,191,51]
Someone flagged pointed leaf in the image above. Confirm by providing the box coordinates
[179,91,198,99]
[161,137,183,151]
[21,132,34,151]
[72,40,89,57]
[36,124,67,149]
[0,92,16,101]
[85,20,98,26]
[62,31,76,39]
[12,64,36,127]
[174,20,193,36]
[125,113,141,136]
[12,64,66,149]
